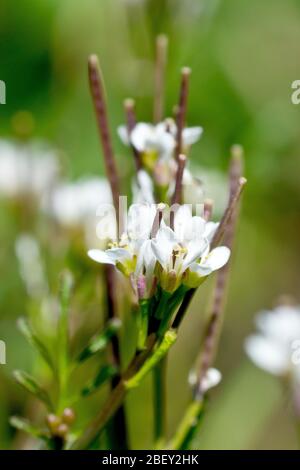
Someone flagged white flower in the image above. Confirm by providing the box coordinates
[188,367,222,393]
[245,305,300,379]
[118,119,202,162]
[118,122,175,160]
[151,205,230,292]
[43,177,114,250]
[44,178,112,228]
[88,203,157,278]
[0,139,59,198]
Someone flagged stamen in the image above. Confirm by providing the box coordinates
[153,35,168,123]
[88,55,121,229]
[124,98,141,171]
[175,67,191,161]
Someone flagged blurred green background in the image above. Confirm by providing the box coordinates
[1,0,300,449]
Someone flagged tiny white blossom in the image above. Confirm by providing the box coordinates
[118,119,202,162]
[151,205,230,292]
[44,178,112,228]
[88,203,157,279]
[188,367,222,393]
[245,305,300,379]
[0,139,59,199]
[118,122,175,160]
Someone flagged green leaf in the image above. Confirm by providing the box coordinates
[77,318,121,362]
[81,365,118,397]
[10,416,49,442]
[13,370,53,411]
[17,317,55,373]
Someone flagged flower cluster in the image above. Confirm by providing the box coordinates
[89,204,230,296]
[8,41,246,451]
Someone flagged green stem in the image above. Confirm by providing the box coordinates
[167,399,204,450]
[57,272,72,413]
[71,334,157,449]
[154,290,172,320]
[157,285,188,337]
[153,357,167,446]
[125,330,177,390]
[71,330,177,450]
[137,299,150,351]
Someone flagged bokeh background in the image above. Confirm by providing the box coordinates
[1,0,300,449]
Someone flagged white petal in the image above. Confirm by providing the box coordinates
[131,123,153,152]
[183,238,208,269]
[135,239,156,278]
[201,368,222,393]
[156,129,176,156]
[88,249,116,265]
[151,226,177,269]
[182,126,203,146]
[200,246,230,272]
[189,262,212,277]
[245,335,289,375]
[117,125,130,146]
[256,306,300,345]
[203,222,219,242]
[105,248,132,263]
[127,203,156,242]
[173,205,193,240]
[133,170,155,204]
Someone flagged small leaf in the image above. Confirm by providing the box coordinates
[17,317,55,373]
[14,370,53,411]
[77,318,121,362]
[81,365,118,397]
[10,416,49,442]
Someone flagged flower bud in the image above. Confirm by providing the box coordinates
[46,414,61,434]
[62,407,76,425]
[55,423,69,438]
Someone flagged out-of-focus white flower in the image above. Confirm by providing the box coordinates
[118,119,202,163]
[15,234,48,298]
[88,203,157,279]
[245,305,300,379]
[151,205,230,292]
[0,140,59,199]
[118,122,175,161]
[44,178,112,228]
[188,367,222,393]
